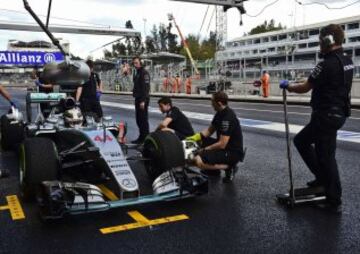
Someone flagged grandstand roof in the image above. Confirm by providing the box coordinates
[230,15,360,42]
[8,40,53,48]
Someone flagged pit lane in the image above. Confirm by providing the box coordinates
[0,88,360,254]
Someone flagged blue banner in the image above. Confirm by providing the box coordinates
[0,51,64,65]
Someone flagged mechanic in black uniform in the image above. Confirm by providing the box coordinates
[76,59,103,121]
[156,96,194,140]
[31,68,54,117]
[187,91,244,183]
[131,56,150,144]
[280,24,353,213]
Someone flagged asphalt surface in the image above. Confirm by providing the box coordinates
[0,88,360,254]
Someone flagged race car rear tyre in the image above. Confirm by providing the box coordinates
[19,138,60,200]
[142,131,185,178]
[1,114,24,151]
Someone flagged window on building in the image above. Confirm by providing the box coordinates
[279,34,287,40]
[253,49,258,54]
[260,49,267,54]
[348,23,359,30]
[298,43,307,49]
[268,47,275,52]
[247,40,253,45]
[262,37,269,43]
[254,38,260,44]
[349,36,360,43]
[240,41,245,46]
[341,24,346,30]
[355,48,360,56]
[271,36,278,41]
[308,42,319,47]
[309,29,319,36]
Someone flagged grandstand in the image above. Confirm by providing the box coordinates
[216,15,360,81]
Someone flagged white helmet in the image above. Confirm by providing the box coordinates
[64,107,83,128]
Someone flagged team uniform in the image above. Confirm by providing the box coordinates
[165,106,194,140]
[132,67,150,141]
[80,72,103,119]
[293,48,353,205]
[200,106,244,166]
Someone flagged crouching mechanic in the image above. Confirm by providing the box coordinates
[279,24,353,213]
[157,97,194,140]
[187,91,244,183]
[76,59,103,121]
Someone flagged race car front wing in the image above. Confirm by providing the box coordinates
[37,168,208,219]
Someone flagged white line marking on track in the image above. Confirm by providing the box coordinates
[101,101,360,144]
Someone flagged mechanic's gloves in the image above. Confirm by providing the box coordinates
[186,133,202,142]
[279,80,289,89]
[9,100,16,108]
[96,91,102,101]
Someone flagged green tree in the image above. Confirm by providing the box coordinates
[247,19,285,35]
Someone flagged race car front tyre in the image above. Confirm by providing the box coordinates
[1,114,24,151]
[19,138,60,200]
[142,131,185,179]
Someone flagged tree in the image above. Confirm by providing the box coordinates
[167,22,180,53]
[159,23,168,51]
[125,20,134,29]
[247,19,285,35]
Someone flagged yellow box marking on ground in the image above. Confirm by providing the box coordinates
[100,211,189,234]
[0,195,25,220]
[97,184,119,201]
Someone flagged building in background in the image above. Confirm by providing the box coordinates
[216,15,360,81]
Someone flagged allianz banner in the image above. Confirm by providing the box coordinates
[0,51,64,65]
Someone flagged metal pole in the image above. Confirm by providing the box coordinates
[283,89,295,203]
[46,0,52,28]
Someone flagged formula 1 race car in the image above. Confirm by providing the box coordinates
[1,92,207,220]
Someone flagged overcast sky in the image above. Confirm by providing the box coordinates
[0,0,359,58]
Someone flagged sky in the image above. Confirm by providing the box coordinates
[0,0,359,59]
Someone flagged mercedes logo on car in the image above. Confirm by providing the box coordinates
[122,178,136,188]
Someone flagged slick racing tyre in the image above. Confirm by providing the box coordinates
[142,131,185,179]
[19,138,60,200]
[1,114,24,151]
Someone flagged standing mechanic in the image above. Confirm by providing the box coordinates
[76,59,103,121]
[31,68,54,117]
[132,56,150,144]
[280,24,353,213]
[187,91,245,183]
[156,96,194,140]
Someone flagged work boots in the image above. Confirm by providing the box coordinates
[222,165,239,183]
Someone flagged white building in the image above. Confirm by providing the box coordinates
[216,15,360,80]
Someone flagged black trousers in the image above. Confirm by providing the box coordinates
[135,97,150,140]
[293,110,346,204]
[80,98,103,120]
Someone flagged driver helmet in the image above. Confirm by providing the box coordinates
[64,107,83,128]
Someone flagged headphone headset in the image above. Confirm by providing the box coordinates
[320,34,335,49]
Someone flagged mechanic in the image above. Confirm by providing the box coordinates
[187,91,244,183]
[131,56,150,144]
[279,24,353,213]
[76,59,103,121]
[31,68,54,117]
[0,84,16,108]
[156,96,194,140]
